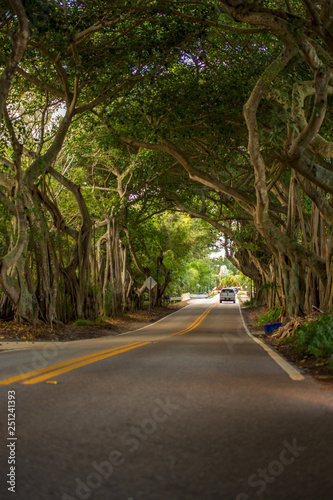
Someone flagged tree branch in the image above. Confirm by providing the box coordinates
[0,0,29,115]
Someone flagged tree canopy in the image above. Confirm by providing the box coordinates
[1,0,333,322]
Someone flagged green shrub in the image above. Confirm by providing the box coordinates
[255,306,282,326]
[242,298,256,307]
[72,318,107,327]
[296,315,333,364]
[94,317,106,326]
[72,319,96,326]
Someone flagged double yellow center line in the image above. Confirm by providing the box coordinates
[0,300,218,385]
[172,302,217,336]
[0,342,150,386]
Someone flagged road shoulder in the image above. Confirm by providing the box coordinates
[240,305,333,388]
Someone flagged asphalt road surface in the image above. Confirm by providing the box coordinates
[1,297,333,500]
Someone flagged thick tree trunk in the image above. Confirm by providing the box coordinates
[100,217,132,317]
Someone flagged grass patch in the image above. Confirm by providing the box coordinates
[72,318,107,327]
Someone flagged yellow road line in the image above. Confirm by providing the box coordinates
[0,300,218,386]
[21,342,151,385]
[172,301,218,335]
[0,342,142,386]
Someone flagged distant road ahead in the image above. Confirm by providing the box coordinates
[1,298,333,500]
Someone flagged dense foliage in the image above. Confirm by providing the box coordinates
[1,1,333,323]
[255,307,283,326]
[296,316,333,364]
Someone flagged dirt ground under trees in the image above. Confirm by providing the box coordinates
[0,303,187,343]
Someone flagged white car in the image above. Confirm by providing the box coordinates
[220,288,236,303]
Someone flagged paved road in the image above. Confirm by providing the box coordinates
[0,298,333,500]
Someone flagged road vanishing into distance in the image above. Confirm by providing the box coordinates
[1,297,333,500]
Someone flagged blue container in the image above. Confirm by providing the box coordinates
[264,322,282,334]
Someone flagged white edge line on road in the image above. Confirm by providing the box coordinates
[239,305,304,381]
[117,297,217,337]
[0,298,214,351]
[117,303,188,336]
[0,349,26,354]
[0,303,192,351]
[0,303,190,354]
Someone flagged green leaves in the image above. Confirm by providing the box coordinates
[255,306,282,326]
[296,315,333,361]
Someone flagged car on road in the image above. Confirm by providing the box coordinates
[220,288,236,303]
